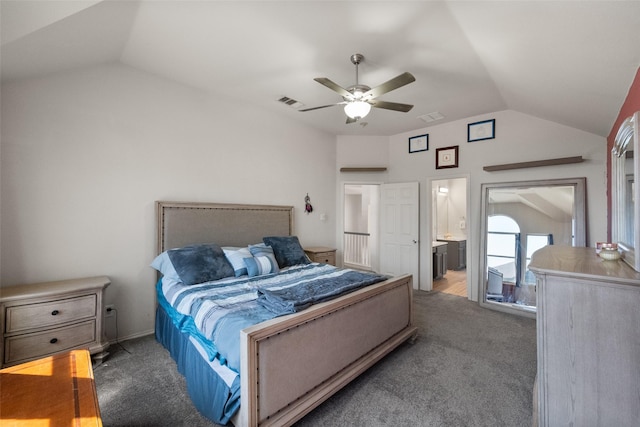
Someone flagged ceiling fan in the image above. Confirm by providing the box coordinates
[300,53,415,124]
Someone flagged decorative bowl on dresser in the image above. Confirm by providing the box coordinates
[0,276,110,368]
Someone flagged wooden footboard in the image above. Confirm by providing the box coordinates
[236,274,417,427]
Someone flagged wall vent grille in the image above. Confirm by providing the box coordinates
[418,112,445,123]
[277,96,304,109]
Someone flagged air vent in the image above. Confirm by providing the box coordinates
[278,96,305,109]
[418,112,445,123]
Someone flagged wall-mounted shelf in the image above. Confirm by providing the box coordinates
[339,167,388,172]
[483,156,583,172]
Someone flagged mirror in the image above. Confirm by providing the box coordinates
[611,112,640,272]
[478,178,586,317]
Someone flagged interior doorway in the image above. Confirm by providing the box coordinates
[343,181,419,288]
[431,177,468,298]
[343,184,380,272]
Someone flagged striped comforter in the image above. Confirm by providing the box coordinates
[157,263,386,373]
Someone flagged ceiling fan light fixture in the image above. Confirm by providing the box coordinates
[302,53,415,123]
[344,101,371,119]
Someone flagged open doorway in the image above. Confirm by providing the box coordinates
[431,177,468,297]
[343,182,420,287]
[343,184,380,272]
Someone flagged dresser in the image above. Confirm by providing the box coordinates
[304,247,337,266]
[0,349,102,426]
[529,246,640,427]
[0,276,110,368]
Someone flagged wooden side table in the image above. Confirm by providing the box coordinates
[304,247,337,266]
[0,276,110,368]
[0,349,103,426]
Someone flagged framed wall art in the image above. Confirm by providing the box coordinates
[468,119,495,142]
[409,134,428,153]
[436,145,459,169]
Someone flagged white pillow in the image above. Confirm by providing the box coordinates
[223,247,253,277]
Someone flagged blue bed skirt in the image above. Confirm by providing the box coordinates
[155,304,241,425]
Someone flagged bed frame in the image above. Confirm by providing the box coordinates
[156,201,417,427]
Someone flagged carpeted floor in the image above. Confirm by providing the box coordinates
[94,290,537,426]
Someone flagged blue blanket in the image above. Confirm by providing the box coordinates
[160,263,388,372]
[257,270,387,316]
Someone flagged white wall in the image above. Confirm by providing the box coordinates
[338,110,608,298]
[1,64,337,340]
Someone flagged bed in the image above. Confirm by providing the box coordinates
[154,201,417,427]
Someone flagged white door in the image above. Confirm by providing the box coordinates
[379,182,419,288]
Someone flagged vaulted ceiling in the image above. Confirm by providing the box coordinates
[2,1,640,137]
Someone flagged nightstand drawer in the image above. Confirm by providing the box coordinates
[312,252,336,265]
[304,247,337,266]
[5,294,96,333]
[4,320,96,365]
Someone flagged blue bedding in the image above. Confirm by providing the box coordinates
[158,263,386,373]
[257,270,387,315]
[156,304,240,425]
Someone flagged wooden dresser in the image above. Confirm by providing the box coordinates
[529,246,640,426]
[0,349,102,426]
[0,276,110,368]
[304,247,337,266]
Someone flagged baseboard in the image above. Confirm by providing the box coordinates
[108,329,155,345]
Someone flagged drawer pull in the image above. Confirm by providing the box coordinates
[51,310,60,316]
[50,338,58,344]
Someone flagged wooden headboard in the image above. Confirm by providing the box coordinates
[156,201,294,253]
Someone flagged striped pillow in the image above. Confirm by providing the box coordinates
[244,255,279,277]
[246,244,280,276]
[223,247,253,277]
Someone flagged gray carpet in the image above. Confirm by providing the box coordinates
[94,290,537,426]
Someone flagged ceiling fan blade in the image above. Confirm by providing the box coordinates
[314,77,354,100]
[362,72,415,100]
[298,103,344,112]
[370,99,414,113]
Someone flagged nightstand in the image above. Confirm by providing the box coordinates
[0,276,110,368]
[304,247,337,266]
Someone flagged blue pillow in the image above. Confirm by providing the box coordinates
[164,243,234,285]
[262,236,310,268]
[223,247,253,277]
[247,244,280,276]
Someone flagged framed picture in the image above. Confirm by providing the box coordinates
[408,134,428,153]
[436,145,459,169]
[468,119,495,142]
